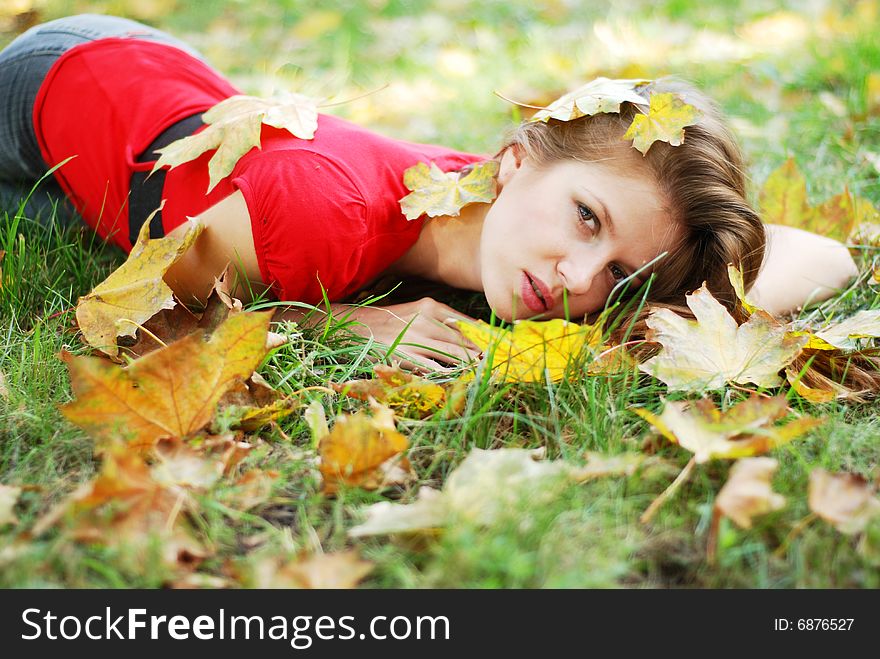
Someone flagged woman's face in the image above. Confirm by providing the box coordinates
[479,148,681,321]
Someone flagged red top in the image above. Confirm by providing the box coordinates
[34,38,485,303]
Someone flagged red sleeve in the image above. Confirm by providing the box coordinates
[232,148,368,303]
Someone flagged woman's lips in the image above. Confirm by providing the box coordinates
[521,271,553,313]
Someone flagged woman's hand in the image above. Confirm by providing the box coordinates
[275,297,482,373]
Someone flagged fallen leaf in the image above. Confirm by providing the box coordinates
[399,160,499,220]
[332,364,448,419]
[633,395,823,463]
[319,404,411,494]
[808,468,880,535]
[349,447,579,537]
[639,283,807,391]
[574,452,649,480]
[75,213,204,358]
[813,310,880,350]
[715,457,786,528]
[251,550,373,589]
[529,77,649,122]
[0,368,7,400]
[622,92,702,155]
[61,311,272,452]
[152,93,319,192]
[215,373,298,432]
[150,438,226,490]
[32,443,206,571]
[759,158,876,242]
[0,485,21,526]
[456,317,604,383]
[220,469,280,510]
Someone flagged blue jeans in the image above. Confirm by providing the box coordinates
[0,14,203,225]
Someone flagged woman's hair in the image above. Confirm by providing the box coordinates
[496,79,880,395]
[499,77,765,338]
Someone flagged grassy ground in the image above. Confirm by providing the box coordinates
[1,0,879,587]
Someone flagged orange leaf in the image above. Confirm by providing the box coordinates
[319,404,410,494]
[61,311,272,452]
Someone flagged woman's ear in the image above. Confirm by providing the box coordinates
[497,144,525,188]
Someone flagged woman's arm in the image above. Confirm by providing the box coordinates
[164,190,268,306]
[748,223,858,315]
[163,191,479,371]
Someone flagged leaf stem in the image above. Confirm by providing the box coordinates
[772,512,817,559]
[117,318,168,348]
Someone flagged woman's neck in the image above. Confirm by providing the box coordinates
[386,201,488,291]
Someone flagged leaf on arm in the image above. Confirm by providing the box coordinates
[399,160,499,220]
[151,92,319,193]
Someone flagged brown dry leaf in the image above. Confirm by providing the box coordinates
[0,484,22,527]
[118,265,249,361]
[216,373,298,431]
[319,404,411,494]
[715,457,786,528]
[32,443,206,571]
[623,92,702,155]
[639,283,807,391]
[169,572,236,589]
[633,395,823,464]
[0,368,7,400]
[399,160,499,220]
[529,77,649,122]
[152,93,319,192]
[457,317,605,383]
[349,447,579,537]
[332,364,447,419]
[759,158,877,242]
[808,468,880,535]
[251,550,373,589]
[220,469,280,510]
[61,311,271,453]
[76,213,204,359]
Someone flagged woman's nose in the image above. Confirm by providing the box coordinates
[557,257,604,296]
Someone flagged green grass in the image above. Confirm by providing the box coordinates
[1,0,880,588]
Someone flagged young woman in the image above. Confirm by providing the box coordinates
[0,14,859,371]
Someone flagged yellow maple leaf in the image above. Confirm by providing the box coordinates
[152,92,319,192]
[639,283,807,391]
[759,158,878,242]
[75,212,204,359]
[530,77,649,122]
[715,457,786,528]
[318,404,411,494]
[332,364,448,419]
[809,468,880,535]
[61,311,272,452]
[456,317,605,383]
[399,160,499,220]
[634,395,822,463]
[622,92,702,155]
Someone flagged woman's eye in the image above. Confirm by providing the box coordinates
[576,203,598,233]
[609,264,627,282]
